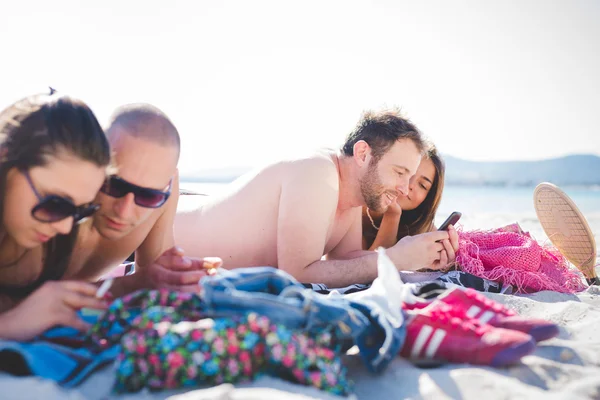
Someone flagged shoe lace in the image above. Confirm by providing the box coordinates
[428,304,491,336]
[464,289,516,316]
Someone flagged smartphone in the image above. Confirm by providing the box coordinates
[438,211,462,231]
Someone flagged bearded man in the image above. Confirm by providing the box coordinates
[173,110,458,287]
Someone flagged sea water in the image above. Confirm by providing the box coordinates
[179,181,600,267]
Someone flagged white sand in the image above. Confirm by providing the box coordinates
[2,285,600,400]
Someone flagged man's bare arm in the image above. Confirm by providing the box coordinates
[134,169,179,267]
[0,293,16,313]
[276,159,379,286]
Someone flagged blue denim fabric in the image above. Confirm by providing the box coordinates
[200,267,406,373]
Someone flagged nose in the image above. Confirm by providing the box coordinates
[51,216,75,235]
[396,177,410,197]
[113,192,136,219]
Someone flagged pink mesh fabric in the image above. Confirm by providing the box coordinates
[456,224,586,294]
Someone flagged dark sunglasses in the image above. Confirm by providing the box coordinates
[100,176,171,208]
[23,170,100,223]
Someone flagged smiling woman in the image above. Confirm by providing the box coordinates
[0,91,112,341]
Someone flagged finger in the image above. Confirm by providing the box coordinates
[64,292,108,310]
[425,230,451,242]
[60,281,102,297]
[188,257,223,270]
[439,249,449,269]
[430,251,448,271]
[155,268,208,286]
[59,310,92,332]
[161,246,185,257]
[432,242,445,252]
[157,254,193,270]
[170,246,186,257]
[448,225,459,252]
[441,239,456,264]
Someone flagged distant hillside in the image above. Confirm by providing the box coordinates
[180,154,600,187]
[444,154,600,186]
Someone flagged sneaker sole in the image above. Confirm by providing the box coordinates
[528,324,560,342]
[490,338,536,367]
[533,182,598,283]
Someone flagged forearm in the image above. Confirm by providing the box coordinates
[368,213,401,250]
[0,310,18,340]
[0,293,17,313]
[290,251,379,287]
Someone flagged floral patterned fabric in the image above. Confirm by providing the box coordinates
[88,289,350,396]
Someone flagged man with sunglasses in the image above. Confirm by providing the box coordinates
[64,104,220,296]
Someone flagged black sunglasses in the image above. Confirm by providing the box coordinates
[100,176,171,208]
[23,170,100,223]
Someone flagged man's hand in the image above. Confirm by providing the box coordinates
[0,281,107,341]
[142,246,222,292]
[436,224,459,269]
[389,230,456,271]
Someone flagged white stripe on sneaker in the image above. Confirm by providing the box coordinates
[425,329,447,358]
[466,305,481,319]
[479,310,496,324]
[411,325,433,359]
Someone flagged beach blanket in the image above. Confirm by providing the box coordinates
[456,224,587,293]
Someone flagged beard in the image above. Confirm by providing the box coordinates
[360,159,387,212]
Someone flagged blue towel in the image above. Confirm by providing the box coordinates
[0,313,121,387]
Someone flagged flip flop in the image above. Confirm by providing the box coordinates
[533,182,598,285]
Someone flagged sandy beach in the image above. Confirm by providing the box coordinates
[2,283,600,400]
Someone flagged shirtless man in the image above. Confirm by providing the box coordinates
[174,110,458,287]
[66,104,219,296]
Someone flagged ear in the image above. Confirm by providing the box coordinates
[352,140,371,167]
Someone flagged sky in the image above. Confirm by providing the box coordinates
[1,0,599,175]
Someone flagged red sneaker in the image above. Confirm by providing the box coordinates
[400,302,536,367]
[403,287,559,342]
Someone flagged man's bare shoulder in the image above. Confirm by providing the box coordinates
[278,150,339,183]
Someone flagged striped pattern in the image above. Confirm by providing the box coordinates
[466,305,497,324]
[411,325,447,359]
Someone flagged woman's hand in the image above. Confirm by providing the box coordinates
[384,196,403,217]
[0,281,107,341]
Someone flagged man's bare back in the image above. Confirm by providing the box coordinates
[175,151,357,270]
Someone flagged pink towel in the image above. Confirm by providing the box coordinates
[456,223,586,293]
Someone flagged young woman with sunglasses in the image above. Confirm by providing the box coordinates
[0,92,111,341]
[362,145,447,250]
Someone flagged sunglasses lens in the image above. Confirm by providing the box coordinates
[32,197,75,222]
[135,191,168,208]
[101,177,129,197]
[102,176,169,208]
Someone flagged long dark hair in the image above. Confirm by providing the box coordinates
[397,145,445,240]
[0,92,111,297]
